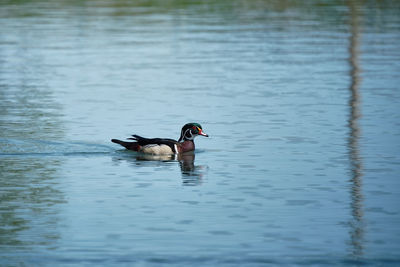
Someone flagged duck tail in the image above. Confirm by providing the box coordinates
[111,139,140,151]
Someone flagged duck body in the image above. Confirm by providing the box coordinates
[111,123,207,155]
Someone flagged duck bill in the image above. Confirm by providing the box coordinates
[199,130,209,137]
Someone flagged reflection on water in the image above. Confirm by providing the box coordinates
[179,152,208,186]
[0,157,64,249]
[113,151,208,186]
[0,83,65,254]
[347,0,364,258]
[0,15,66,254]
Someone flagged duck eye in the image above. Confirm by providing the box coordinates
[192,126,199,134]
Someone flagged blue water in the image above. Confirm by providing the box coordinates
[1,0,400,265]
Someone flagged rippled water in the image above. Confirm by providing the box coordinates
[1,0,400,265]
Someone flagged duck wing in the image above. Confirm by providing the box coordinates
[129,135,179,152]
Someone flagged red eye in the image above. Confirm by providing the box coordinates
[192,126,200,133]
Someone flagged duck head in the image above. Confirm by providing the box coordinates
[178,123,208,142]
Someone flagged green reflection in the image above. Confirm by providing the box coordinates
[0,0,66,251]
[0,157,65,249]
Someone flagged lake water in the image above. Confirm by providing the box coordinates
[1,0,400,265]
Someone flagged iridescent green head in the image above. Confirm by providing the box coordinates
[178,123,208,142]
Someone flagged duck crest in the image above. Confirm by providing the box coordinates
[178,123,206,142]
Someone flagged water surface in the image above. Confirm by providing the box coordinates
[1,0,400,265]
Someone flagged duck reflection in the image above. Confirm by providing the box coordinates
[178,152,208,186]
[114,151,208,186]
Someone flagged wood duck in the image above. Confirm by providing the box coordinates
[111,123,208,155]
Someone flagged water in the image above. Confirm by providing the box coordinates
[1,0,400,265]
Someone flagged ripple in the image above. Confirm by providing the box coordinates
[208,230,233,236]
[285,200,320,206]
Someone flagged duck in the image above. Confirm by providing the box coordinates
[111,123,208,155]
